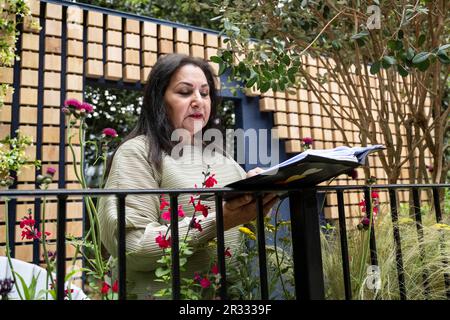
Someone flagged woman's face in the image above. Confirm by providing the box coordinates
[164,64,211,136]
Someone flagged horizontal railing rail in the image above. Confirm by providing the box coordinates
[1,184,449,300]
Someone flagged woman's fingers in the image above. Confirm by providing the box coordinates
[224,194,253,210]
[246,167,264,178]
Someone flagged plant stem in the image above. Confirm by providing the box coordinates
[3,197,24,300]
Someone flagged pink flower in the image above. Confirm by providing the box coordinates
[189,196,196,205]
[204,174,218,188]
[200,277,211,288]
[102,128,118,138]
[64,99,82,109]
[161,210,171,221]
[155,233,171,249]
[46,167,56,176]
[194,272,202,282]
[301,137,314,145]
[79,102,94,113]
[224,247,232,258]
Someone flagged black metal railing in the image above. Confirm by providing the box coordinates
[0,184,449,300]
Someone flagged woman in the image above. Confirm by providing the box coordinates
[98,54,278,299]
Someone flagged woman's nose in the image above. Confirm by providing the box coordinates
[191,91,203,107]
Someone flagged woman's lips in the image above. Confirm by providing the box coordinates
[189,114,203,119]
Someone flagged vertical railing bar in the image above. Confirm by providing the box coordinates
[116,194,127,300]
[432,187,443,223]
[169,193,180,300]
[33,0,47,265]
[388,189,407,300]
[288,189,325,300]
[432,187,450,299]
[56,194,68,300]
[255,192,269,299]
[215,192,227,300]
[336,190,352,300]
[364,187,378,266]
[412,187,430,298]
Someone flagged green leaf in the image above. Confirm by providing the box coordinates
[210,56,222,64]
[382,55,396,65]
[260,81,270,92]
[222,50,232,63]
[397,64,409,77]
[437,52,450,64]
[388,40,403,51]
[370,61,381,74]
[281,54,290,65]
[14,272,30,299]
[218,62,226,76]
[351,30,369,40]
[415,58,430,71]
[412,52,430,64]
[406,47,415,60]
[438,44,450,52]
[246,75,258,88]
[331,40,342,50]
[155,267,171,278]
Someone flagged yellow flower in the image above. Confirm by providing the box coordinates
[239,227,256,240]
[398,217,414,225]
[432,223,450,231]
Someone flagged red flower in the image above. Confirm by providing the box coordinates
[204,174,218,188]
[189,196,196,205]
[161,205,185,221]
[224,247,232,258]
[302,137,314,145]
[211,264,219,275]
[194,201,209,218]
[20,215,35,228]
[155,233,171,249]
[102,128,118,138]
[190,217,203,232]
[371,191,379,199]
[112,280,118,293]
[358,199,366,212]
[178,205,185,218]
[160,195,169,210]
[200,277,211,288]
[101,282,110,294]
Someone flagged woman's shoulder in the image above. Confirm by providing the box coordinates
[115,134,148,156]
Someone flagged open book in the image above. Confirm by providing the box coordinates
[207,145,385,201]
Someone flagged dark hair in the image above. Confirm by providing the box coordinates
[105,54,220,177]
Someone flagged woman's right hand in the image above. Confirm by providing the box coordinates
[222,193,279,231]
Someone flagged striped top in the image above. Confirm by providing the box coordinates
[97,135,247,299]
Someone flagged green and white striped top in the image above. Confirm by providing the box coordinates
[97,135,247,299]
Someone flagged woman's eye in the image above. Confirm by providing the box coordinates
[201,92,209,97]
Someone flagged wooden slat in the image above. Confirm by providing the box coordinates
[105,62,123,80]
